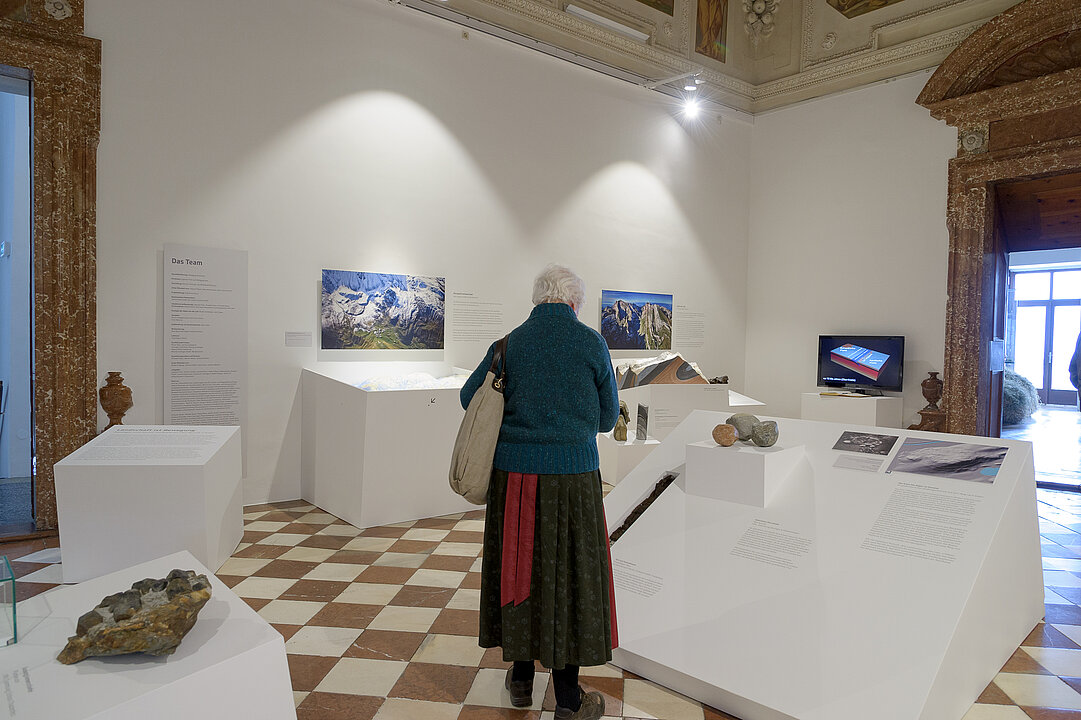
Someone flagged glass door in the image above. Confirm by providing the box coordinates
[0,72,33,535]
[1010,269,1081,406]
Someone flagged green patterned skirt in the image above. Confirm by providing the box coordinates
[479,468,616,669]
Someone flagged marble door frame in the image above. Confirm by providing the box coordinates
[918,0,1081,435]
[1,5,100,530]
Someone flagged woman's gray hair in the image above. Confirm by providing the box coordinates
[532,263,586,309]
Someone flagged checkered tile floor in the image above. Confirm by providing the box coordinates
[8,489,1081,719]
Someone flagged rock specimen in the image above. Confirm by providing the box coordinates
[636,404,649,441]
[619,400,630,424]
[711,423,737,447]
[751,420,779,448]
[609,471,678,544]
[58,569,212,664]
[726,413,760,442]
[614,415,628,442]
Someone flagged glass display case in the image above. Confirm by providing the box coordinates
[1,555,15,645]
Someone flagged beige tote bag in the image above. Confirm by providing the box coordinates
[449,336,507,505]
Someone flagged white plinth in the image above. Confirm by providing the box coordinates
[800,392,903,428]
[0,551,295,720]
[301,369,475,529]
[598,432,661,486]
[683,440,804,507]
[605,411,1042,720]
[54,426,242,583]
[618,385,765,441]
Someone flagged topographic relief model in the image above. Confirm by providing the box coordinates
[321,269,445,349]
[614,352,708,389]
[600,290,673,350]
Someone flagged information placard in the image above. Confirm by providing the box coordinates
[449,291,505,343]
[164,244,248,432]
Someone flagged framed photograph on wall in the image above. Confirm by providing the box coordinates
[321,269,445,349]
[600,289,673,350]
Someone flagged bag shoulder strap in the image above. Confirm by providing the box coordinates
[490,335,509,391]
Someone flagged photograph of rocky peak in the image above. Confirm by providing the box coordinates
[600,289,673,350]
[321,269,445,349]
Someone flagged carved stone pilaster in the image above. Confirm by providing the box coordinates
[0,16,100,530]
[941,180,988,436]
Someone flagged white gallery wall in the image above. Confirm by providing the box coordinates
[744,72,957,426]
[86,0,752,503]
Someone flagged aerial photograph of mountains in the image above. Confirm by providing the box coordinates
[600,289,673,350]
[321,269,445,349]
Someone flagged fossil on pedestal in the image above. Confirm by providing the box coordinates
[57,569,212,664]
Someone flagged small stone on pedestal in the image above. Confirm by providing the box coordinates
[712,424,737,447]
[751,420,779,447]
[726,413,760,441]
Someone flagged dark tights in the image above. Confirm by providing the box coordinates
[511,660,580,710]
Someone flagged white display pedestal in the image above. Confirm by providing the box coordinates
[800,391,903,428]
[0,551,295,720]
[683,440,804,507]
[604,411,1042,720]
[301,368,475,529]
[620,385,765,441]
[597,432,660,486]
[54,426,242,583]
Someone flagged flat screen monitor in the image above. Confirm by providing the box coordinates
[817,335,904,393]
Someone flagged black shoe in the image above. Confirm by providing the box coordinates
[504,666,533,708]
[554,688,604,720]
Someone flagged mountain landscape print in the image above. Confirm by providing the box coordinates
[321,269,445,349]
[600,290,673,350]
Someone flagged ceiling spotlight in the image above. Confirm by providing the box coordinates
[684,83,698,91]
[683,97,700,119]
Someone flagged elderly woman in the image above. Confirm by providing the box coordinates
[460,264,619,720]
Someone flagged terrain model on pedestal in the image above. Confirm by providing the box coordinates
[321,269,445,349]
[615,351,708,389]
[600,290,672,350]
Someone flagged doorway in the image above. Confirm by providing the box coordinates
[0,71,32,535]
[1002,249,1081,489]
[1008,265,1081,406]
[915,1,1081,438]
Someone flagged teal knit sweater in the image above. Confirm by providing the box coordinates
[460,302,619,474]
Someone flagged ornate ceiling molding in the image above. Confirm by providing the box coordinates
[417,0,1024,112]
[470,0,693,60]
[755,21,984,104]
[802,0,976,70]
